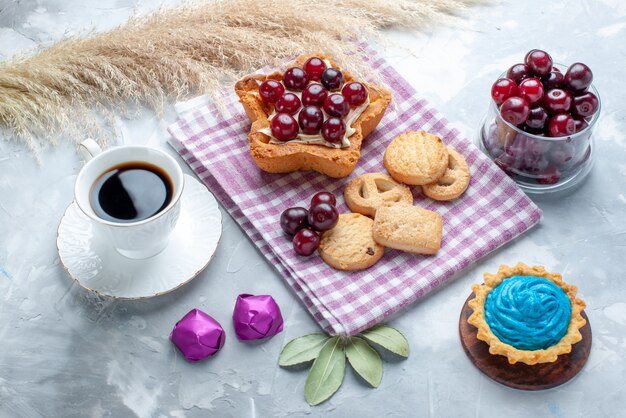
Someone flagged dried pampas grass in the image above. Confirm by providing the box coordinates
[0,0,485,149]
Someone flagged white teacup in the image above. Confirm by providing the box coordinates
[75,139,184,259]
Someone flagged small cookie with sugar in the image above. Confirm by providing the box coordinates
[372,205,442,255]
[319,213,384,271]
[383,131,449,185]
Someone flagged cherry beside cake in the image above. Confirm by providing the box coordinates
[483,49,599,186]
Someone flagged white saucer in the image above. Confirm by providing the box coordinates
[57,174,222,299]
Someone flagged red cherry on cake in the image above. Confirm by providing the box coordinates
[341,82,368,106]
[500,96,530,126]
[564,63,593,93]
[571,92,599,118]
[280,207,309,235]
[302,83,328,107]
[324,94,350,118]
[543,89,572,114]
[525,106,549,130]
[308,203,339,231]
[298,106,324,134]
[321,117,346,143]
[283,67,309,91]
[518,77,545,106]
[541,70,564,91]
[506,63,531,85]
[524,49,553,77]
[548,113,576,137]
[491,78,518,106]
[270,113,299,141]
[259,80,285,104]
[275,93,301,115]
[320,68,344,91]
[310,191,337,207]
[292,228,320,256]
[303,57,327,81]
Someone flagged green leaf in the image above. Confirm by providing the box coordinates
[360,324,410,358]
[345,337,383,387]
[278,333,330,367]
[304,336,346,406]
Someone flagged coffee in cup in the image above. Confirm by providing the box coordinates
[75,139,185,259]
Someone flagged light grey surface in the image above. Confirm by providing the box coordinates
[1,1,626,417]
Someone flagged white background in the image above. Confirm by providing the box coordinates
[1,0,625,417]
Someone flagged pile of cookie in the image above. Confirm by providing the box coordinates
[317,131,471,271]
[279,131,471,271]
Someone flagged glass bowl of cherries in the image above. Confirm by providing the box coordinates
[479,49,600,194]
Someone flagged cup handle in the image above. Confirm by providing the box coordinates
[79,138,103,161]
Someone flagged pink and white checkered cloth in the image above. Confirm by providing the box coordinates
[167,55,542,336]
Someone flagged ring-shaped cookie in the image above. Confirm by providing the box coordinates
[344,173,413,217]
[422,148,470,201]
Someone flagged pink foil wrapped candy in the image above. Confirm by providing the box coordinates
[170,309,225,362]
[233,294,284,340]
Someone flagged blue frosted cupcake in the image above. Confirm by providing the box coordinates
[468,263,586,365]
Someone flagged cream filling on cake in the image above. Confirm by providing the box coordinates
[258,97,369,149]
[252,70,369,149]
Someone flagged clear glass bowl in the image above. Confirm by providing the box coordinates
[478,78,600,194]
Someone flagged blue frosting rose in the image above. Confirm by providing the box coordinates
[484,275,571,350]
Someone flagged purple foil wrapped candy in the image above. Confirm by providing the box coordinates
[233,294,284,341]
[170,309,225,362]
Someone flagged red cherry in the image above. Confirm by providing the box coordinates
[573,117,589,133]
[298,106,324,134]
[320,68,344,91]
[321,117,346,143]
[525,106,549,130]
[301,83,328,107]
[270,113,299,141]
[303,57,327,81]
[525,136,552,155]
[506,63,531,85]
[564,63,593,93]
[571,92,599,118]
[283,67,309,91]
[536,165,561,185]
[308,203,339,231]
[541,71,564,91]
[292,228,320,256]
[491,78,519,106]
[341,82,368,106]
[524,49,553,77]
[259,80,285,104]
[500,96,530,126]
[518,77,545,106]
[548,113,576,137]
[523,153,550,174]
[543,89,572,114]
[323,94,350,117]
[310,191,337,207]
[275,93,301,115]
[549,143,574,165]
[280,207,309,235]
